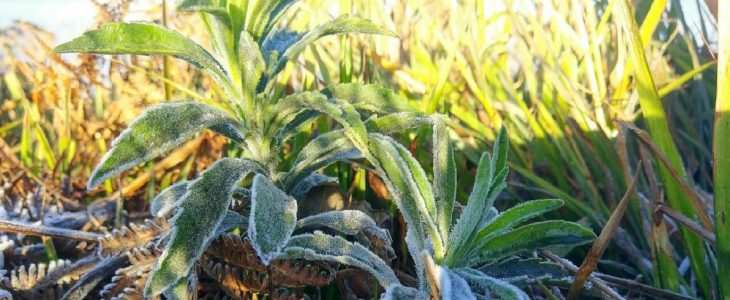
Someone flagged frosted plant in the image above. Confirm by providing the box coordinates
[354,124,598,299]
[54,0,409,297]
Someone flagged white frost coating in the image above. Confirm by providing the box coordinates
[368,133,442,256]
[442,268,476,300]
[296,210,391,244]
[405,228,427,291]
[365,112,432,134]
[283,231,399,288]
[150,181,189,218]
[87,102,243,189]
[248,174,298,265]
[455,268,529,300]
[381,283,423,300]
[289,173,339,200]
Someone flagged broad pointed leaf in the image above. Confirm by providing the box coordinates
[478,221,595,262]
[271,15,396,76]
[289,173,339,200]
[248,174,298,264]
[446,153,492,264]
[238,31,265,97]
[432,116,456,242]
[321,83,413,115]
[381,283,422,300]
[455,268,529,300]
[475,199,564,243]
[176,0,227,15]
[368,133,442,259]
[86,102,244,189]
[297,210,391,244]
[151,181,190,218]
[144,158,258,296]
[283,231,399,288]
[54,23,233,93]
[479,257,570,284]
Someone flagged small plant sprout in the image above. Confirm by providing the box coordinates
[360,124,597,299]
[53,0,410,297]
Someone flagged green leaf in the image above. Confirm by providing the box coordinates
[283,231,399,288]
[479,221,596,262]
[246,0,297,41]
[86,102,244,189]
[432,116,456,243]
[216,211,249,235]
[238,31,265,98]
[145,158,258,297]
[368,133,443,260]
[289,173,338,200]
[248,174,298,264]
[176,0,228,15]
[321,83,413,115]
[151,181,190,218]
[364,112,431,133]
[284,130,360,190]
[479,257,570,284]
[474,199,564,243]
[271,15,396,77]
[53,22,234,94]
[446,153,493,265]
[162,274,195,300]
[297,210,392,246]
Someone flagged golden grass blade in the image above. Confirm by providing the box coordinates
[567,164,641,300]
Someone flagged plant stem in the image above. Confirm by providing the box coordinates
[713,0,730,298]
[0,219,101,242]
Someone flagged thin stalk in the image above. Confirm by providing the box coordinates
[712,0,730,298]
[162,0,172,101]
[0,219,101,242]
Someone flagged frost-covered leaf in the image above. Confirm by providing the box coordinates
[445,153,493,264]
[297,210,391,244]
[162,273,196,300]
[247,0,298,41]
[479,258,570,284]
[176,0,227,15]
[441,267,477,300]
[283,231,399,288]
[151,181,190,218]
[447,129,510,265]
[478,221,595,263]
[455,268,529,300]
[381,283,422,300]
[87,102,244,189]
[475,199,564,243]
[290,173,339,200]
[271,15,396,76]
[261,29,302,67]
[216,211,249,235]
[364,112,431,133]
[54,23,232,92]
[283,127,359,191]
[321,83,413,115]
[238,31,265,97]
[145,158,258,297]
[248,174,298,265]
[368,133,442,258]
[432,117,456,242]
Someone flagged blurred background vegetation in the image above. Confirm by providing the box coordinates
[0,0,723,298]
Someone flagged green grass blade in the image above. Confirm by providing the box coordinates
[616,0,711,295]
[713,1,730,298]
